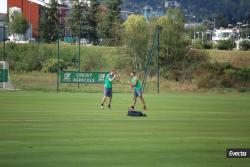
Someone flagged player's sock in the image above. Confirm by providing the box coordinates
[100,104,104,109]
[130,106,134,110]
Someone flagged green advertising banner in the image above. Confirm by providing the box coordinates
[60,71,109,83]
[0,69,8,82]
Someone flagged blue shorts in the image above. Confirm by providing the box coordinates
[134,89,142,97]
[104,87,112,97]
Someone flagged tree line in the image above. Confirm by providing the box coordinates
[39,0,122,45]
[126,0,250,28]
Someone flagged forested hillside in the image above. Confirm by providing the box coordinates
[123,0,250,24]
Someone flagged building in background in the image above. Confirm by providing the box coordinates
[212,28,238,42]
[120,10,134,21]
[0,13,7,42]
[142,1,181,20]
[7,0,70,40]
[143,6,153,20]
[165,1,180,9]
[8,0,43,38]
[0,0,8,42]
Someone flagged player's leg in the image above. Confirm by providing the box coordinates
[130,91,137,110]
[101,87,109,109]
[139,96,147,110]
[101,96,107,109]
[107,88,112,109]
[108,96,112,109]
[137,89,147,110]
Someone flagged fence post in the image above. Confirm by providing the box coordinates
[57,34,60,93]
[3,23,6,61]
[157,25,160,94]
[78,23,81,89]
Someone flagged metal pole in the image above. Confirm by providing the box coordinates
[3,61,6,89]
[213,19,215,49]
[57,3,61,92]
[246,21,248,39]
[29,1,32,40]
[202,32,204,43]
[3,23,6,61]
[142,26,158,92]
[193,25,195,45]
[57,35,60,92]
[78,26,80,71]
[78,23,81,88]
[157,25,160,94]
[77,1,81,89]
[193,16,196,45]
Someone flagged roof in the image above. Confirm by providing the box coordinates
[27,0,89,8]
[28,0,47,6]
[28,0,70,7]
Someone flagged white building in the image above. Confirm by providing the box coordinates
[165,1,180,8]
[212,28,238,42]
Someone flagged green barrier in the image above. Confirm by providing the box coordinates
[64,37,74,43]
[0,69,8,82]
[60,71,108,83]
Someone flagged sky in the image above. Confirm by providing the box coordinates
[0,0,7,13]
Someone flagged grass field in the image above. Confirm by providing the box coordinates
[0,91,250,167]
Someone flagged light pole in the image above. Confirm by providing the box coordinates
[201,31,204,43]
[193,16,196,45]
[237,22,242,40]
[28,0,32,40]
[247,21,249,39]
[212,19,216,49]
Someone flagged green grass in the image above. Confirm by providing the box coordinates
[0,91,249,167]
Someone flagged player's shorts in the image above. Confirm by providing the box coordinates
[104,87,112,97]
[134,89,142,97]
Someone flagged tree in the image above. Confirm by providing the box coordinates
[122,8,190,72]
[156,8,189,66]
[123,15,148,70]
[215,14,228,28]
[97,0,122,45]
[240,40,250,50]
[217,39,235,50]
[39,0,59,42]
[68,0,87,40]
[9,12,29,36]
[85,0,99,44]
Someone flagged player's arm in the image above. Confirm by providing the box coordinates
[108,75,116,82]
[131,77,138,87]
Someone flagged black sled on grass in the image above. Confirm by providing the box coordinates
[127,109,147,117]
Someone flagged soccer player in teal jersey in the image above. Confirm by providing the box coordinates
[100,70,117,109]
[130,71,147,111]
